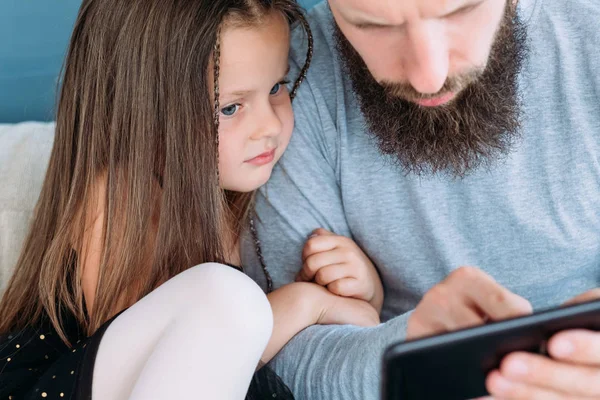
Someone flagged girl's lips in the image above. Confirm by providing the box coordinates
[246,148,276,166]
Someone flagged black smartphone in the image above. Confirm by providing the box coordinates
[382,299,600,400]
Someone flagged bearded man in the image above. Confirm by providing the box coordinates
[242,0,600,398]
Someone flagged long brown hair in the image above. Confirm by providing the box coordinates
[0,0,311,344]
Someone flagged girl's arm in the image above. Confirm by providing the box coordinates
[261,282,379,364]
[80,174,161,317]
[80,175,108,315]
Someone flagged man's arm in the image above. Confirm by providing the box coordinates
[268,317,411,399]
[241,55,411,397]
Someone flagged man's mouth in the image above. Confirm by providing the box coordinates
[412,92,456,107]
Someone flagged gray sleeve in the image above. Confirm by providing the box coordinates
[269,316,411,399]
[241,70,411,399]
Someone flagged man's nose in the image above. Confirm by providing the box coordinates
[403,22,450,95]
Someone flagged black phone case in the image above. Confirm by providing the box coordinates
[382,299,600,400]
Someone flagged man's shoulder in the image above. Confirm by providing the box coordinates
[289,3,341,94]
[286,2,351,149]
[525,0,600,36]
[521,0,600,85]
[540,0,600,20]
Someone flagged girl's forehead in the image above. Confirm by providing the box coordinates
[218,14,290,97]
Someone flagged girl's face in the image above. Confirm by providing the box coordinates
[217,12,293,192]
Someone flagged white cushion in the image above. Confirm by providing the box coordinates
[0,122,55,293]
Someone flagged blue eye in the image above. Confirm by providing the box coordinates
[221,104,239,117]
[270,83,281,95]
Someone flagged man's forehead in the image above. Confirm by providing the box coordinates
[332,0,478,24]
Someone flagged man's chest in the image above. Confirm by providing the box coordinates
[337,116,600,317]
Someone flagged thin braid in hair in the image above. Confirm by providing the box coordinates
[290,12,313,101]
[213,24,223,181]
[252,9,314,293]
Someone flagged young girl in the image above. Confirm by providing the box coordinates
[0,0,383,399]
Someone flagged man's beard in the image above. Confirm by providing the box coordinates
[334,5,528,177]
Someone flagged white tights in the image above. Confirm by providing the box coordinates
[91,263,273,400]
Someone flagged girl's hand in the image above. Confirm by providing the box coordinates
[312,284,380,327]
[296,228,384,313]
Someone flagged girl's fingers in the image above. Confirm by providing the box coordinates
[327,278,361,298]
[297,249,345,282]
[314,263,350,286]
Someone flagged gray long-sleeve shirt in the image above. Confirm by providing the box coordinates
[241,1,600,398]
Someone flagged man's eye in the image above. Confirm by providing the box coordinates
[221,104,240,116]
[447,3,479,18]
[270,83,282,95]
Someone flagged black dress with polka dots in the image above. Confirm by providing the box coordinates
[0,306,117,400]
[0,308,294,400]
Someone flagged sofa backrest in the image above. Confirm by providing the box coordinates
[0,122,55,293]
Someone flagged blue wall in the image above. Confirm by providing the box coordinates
[0,0,323,123]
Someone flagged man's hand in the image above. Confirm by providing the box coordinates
[296,228,384,313]
[486,289,600,399]
[407,266,532,340]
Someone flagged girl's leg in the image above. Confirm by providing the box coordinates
[91,263,273,400]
